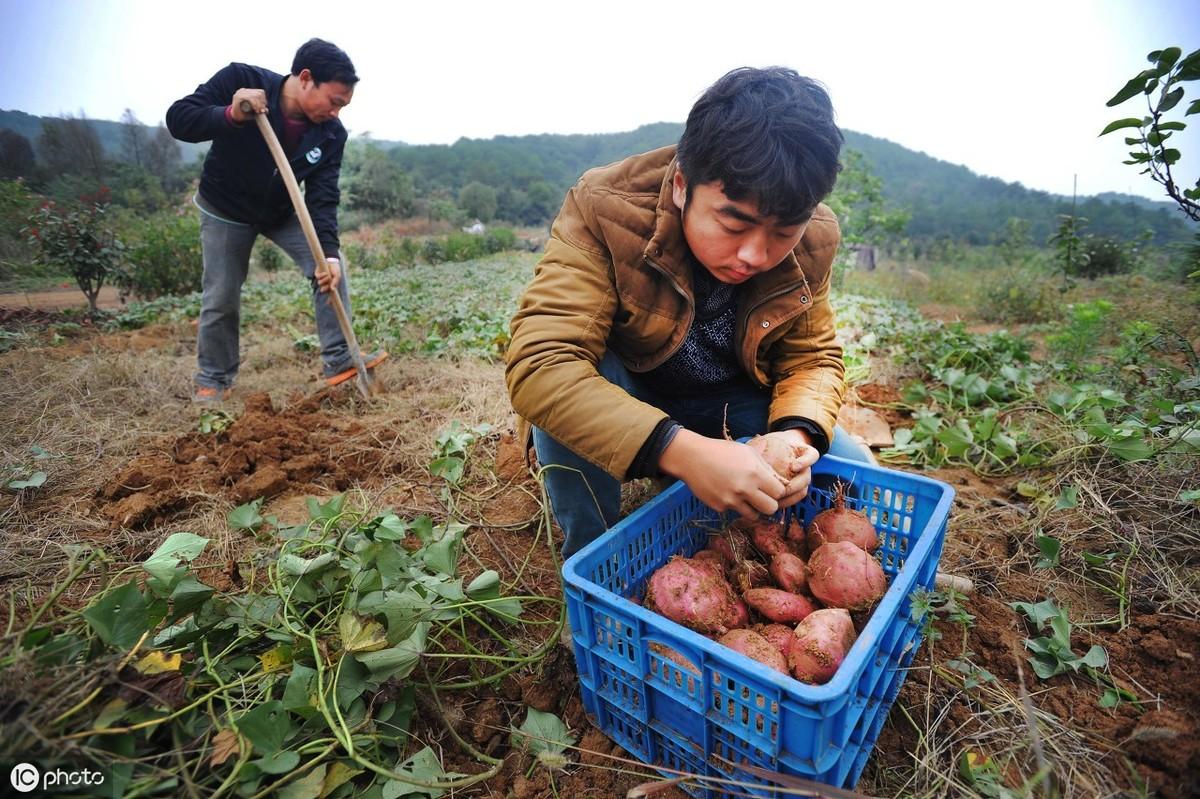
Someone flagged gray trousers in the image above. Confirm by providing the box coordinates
[195,202,352,389]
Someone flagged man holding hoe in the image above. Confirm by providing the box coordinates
[167,38,385,403]
[506,67,873,560]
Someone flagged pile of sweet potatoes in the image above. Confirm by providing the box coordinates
[642,482,887,685]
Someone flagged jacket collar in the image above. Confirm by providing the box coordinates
[266,73,338,153]
[645,157,808,301]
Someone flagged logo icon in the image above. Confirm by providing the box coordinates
[306,147,322,164]
[10,763,39,793]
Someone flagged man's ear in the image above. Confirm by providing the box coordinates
[297,68,314,88]
[671,169,688,211]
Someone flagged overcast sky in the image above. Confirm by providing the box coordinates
[2,0,1198,202]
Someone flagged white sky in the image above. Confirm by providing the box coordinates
[1,0,1198,202]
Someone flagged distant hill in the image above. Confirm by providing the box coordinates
[2,109,1192,244]
[0,108,208,165]
[381,123,1192,245]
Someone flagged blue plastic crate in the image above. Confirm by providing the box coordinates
[562,455,955,796]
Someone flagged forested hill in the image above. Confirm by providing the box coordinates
[2,108,1192,244]
[380,124,1192,244]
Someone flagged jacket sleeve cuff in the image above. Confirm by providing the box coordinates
[628,419,683,479]
[770,417,830,456]
[223,105,244,128]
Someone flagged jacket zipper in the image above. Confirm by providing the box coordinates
[641,257,694,367]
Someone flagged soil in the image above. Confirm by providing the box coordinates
[0,285,124,311]
[6,317,1199,799]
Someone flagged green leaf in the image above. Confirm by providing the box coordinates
[511,708,576,758]
[1035,535,1062,569]
[1153,46,1182,73]
[255,749,302,775]
[307,494,347,524]
[7,470,47,489]
[466,569,524,620]
[1187,99,1200,116]
[143,532,209,584]
[354,622,429,682]
[237,701,292,755]
[1010,598,1060,629]
[382,745,465,799]
[82,581,150,649]
[1099,688,1121,708]
[374,514,409,541]
[1053,486,1079,511]
[429,456,464,484]
[339,613,389,653]
[1178,489,1200,504]
[1107,74,1154,106]
[228,499,265,532]
[276,764,326,799]
[1158,87,1185,113]
[1081,645,1108,669]
[1105,436,1154,462]
[1156,120,1187,131]
[1099,117,1144,136]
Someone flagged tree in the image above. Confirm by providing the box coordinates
[143,124,181,187]
[824,149,909,245]
[524,181,561,225]
[25,200,124,315]
[120,108,147,168]
[37,113,105,179]
[458,182,497,223]
[342,141,415,217]
[0,130,35,179]
[1101,46,1200,222]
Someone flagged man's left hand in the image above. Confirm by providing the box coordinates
[759,429,820,508]
[317,257,341,293]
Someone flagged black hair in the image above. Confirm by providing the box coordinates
[291,38,359,86]
[676,67,842,224]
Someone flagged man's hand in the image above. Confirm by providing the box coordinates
[230,88,268,122]
[658,429,787,518]
[317,257,341,293]
[759,429,820,509]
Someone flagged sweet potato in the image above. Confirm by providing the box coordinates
[742,587,818,624]
[753,623,795,658]
[788,608,857,685]
[718,629,789,674]
[785,516,808,558]
[807,541,887,611]
[730,559,772,594]
[807,482,878,553]
[768,552,808,594]
[645,556,743,635]
[747,434,803,480]
[736,518,790,557]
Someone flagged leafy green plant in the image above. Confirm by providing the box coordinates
[24,199,125,315]
[1101,46,1200,221]
[1047,300,1114,367]
[2,496,554,796]
[117,212,202,300]
[5,444,55,490]
[1009,598,1133,707]
[430,421,493,488]
[197,409,234,435]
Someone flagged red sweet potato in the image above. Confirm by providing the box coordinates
[788,608,857,685]
[730,559,772,594]
[768,552,808,594]
[742,587,818,625]
[747,434,803,480]
[753,623,795,658]
[645,556,743,635]
[718,629,789,674]
[807,482,878,553]
[806,541,887,611]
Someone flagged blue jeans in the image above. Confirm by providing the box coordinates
[194,200,353,389]
[534,351,875,559]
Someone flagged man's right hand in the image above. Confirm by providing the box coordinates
[658,429,787,518]
[230,88,268,122]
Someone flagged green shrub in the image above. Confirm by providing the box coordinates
[975,268,1061,324]
[255,238,286,275]
[444,232,486,262]
[25,199,124,314]
[1075,235,1135,278]
[341,241,381,271]
[422,238,446,264]
[118,212,203,300]
[484,227,517,253]
[0,179,39,280]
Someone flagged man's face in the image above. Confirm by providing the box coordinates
[672,171,809,285]
[297,69,354,124]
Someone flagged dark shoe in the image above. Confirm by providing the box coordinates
[325,350,388,387]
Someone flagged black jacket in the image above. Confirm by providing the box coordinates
[166,62,346,255]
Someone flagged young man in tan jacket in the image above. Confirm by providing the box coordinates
[506,67,872,559]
